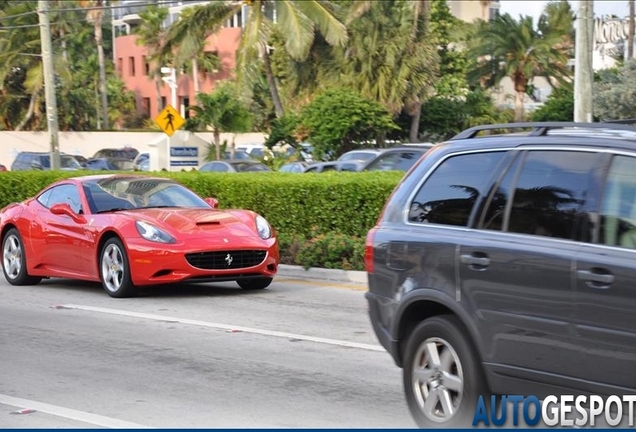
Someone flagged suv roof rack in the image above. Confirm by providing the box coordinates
[450,121,636,140]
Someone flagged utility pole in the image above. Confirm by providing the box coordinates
[37,0,60,170]
[574,0,594,123]
[629,0,635,60]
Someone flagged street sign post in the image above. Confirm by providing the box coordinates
[154,104,185,171]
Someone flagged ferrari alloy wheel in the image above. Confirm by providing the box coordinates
[100,237,136,298]
[403,315,488,428]
[2,228,42,286]
[237,277,273,290]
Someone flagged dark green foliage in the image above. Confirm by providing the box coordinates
[530,87,574,122]
[300,88,399,159]
[0,170,404,270]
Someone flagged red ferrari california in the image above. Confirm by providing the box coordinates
[0,175,279,297]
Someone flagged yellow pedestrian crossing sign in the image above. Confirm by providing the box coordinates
[155,105,185,137]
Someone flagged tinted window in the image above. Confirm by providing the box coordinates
[505,151,597,240]
[481,154,522,231]
[200,163,227,172]
[599,155,636,249]
[47,184,82,214]
[408,152,505,226]
[366,151,425,172]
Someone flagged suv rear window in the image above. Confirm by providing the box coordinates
[408,151,505,226]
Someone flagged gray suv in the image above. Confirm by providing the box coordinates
[365,122,636,427]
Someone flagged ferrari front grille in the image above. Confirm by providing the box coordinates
[185,250,267,270]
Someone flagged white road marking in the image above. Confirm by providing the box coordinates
[57,304,385,352]
[0,394,151,429]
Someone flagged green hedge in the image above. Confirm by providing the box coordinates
[0,170,403,270]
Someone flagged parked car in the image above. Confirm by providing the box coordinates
[302,160,365,173]
[0,174,279,298]
[73,155,89,168]
[337,149,382,162]
[365,121,636,427]
[92,147,139,161]
[278,161,310,173]
[361,144,434,172]
[11,152,83,171]
[0,164,6,172]
[86,157,136,171]
[199,160,272,173]
[133,152,149,171]
[236,144,273,160]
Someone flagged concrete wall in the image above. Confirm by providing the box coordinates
[0,131,266,170]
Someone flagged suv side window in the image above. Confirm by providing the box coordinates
[599,155,636,249]
[500,150,598,240]
[408,151,505,226]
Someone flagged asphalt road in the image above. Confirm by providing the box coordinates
[0,276,415,428]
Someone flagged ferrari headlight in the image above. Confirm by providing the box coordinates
[255,215,272,240]
[135,221,175,244]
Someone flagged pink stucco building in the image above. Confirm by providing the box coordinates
[112,1,246,120]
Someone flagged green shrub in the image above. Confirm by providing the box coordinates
[0,170,401,270]
[296,232,366,271]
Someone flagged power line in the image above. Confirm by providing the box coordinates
[0,0,190,22]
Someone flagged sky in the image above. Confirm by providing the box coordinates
[499,1,630,21]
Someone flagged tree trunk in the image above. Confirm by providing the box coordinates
[214,128,221,160]
[192,58,200,96]
[155,73,163,115]
[94,6,109,130]
[514,91,525,122]
[409,102,422,143]
[15,92,37,131]
[262,47,284,118]
[629,0,635,60]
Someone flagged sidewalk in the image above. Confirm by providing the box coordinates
[276,264,367,286]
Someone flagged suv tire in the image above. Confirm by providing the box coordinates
[403,315,488,428]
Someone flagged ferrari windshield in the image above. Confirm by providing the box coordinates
[83,177,210,213]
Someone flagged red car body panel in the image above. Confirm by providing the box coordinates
[0,175,279,286]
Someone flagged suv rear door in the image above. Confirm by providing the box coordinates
[575,152,636,392]
[461,149,603,395]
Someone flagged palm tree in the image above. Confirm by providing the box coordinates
[186,81,253,160]
[80,0,109,130]
[164,3,236,97]
[332,0,437,142]
[468,13,570,121]
[168,0,347,118]
[135,5,170,117]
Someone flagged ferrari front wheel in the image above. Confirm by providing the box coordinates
[237,277,273,290]
[100,237,136,298]
[2,228,42,285]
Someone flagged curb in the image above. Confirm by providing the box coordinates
[277,264,368,286]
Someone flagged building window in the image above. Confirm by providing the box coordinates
[142,56,149,76]
[129,56,136,77]
[161,97,166,110]
[141,97,151,117]
[182,97,190,119]
[117,57,123,75]
[489,7,499,21]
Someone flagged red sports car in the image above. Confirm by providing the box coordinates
[0,174,279,298]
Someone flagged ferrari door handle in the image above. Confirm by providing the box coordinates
[577,269,615,286]
[460,254,490,267]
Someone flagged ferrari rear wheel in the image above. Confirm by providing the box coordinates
[237,277,273,290]
[2,228,42,285]
[100,237,136,298]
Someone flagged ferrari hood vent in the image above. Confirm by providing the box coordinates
[196,221,221,226]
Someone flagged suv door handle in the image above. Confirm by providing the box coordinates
[460,254,490,267]
[577,269,615,286]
